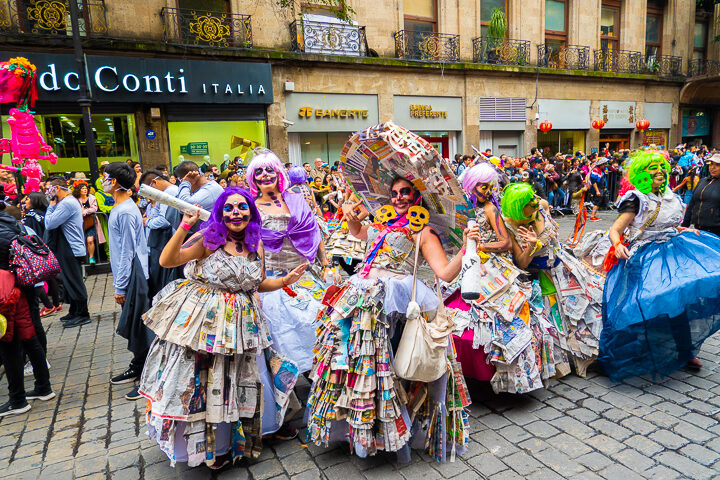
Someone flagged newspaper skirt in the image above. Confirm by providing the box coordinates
[306,273,471,462]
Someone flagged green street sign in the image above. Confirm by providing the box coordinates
[180,142,209,155]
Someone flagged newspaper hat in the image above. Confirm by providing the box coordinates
[340,121,471,248]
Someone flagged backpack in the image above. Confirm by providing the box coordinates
[10,234,61,287]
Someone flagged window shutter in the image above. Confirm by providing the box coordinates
[479,97,526,121]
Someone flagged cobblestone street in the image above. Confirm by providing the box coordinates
[2,214,720,480]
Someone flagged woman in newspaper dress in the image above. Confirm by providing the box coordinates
[306,177,475,462]
[138,187,308,469]
[501,183,604,380]
[246,151,330,376]
[599,151,720,381]
[446,163,545,393]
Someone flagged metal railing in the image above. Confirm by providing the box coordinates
[687,59,720,77]
[644,54,682,77]
[394,30,460,62]
[290,19,366,56]
[537,44,590,70]
[473,37,530,66]
[161,7,252,48]
[0,0,107,36]
[594,48,642,73]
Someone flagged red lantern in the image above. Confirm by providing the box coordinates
[591,119,606,130]
[636,119,650,130]
[539,120,553,133]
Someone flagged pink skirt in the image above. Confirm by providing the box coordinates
[446,290,495,382]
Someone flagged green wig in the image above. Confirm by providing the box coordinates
[501,182,537,221]
[628,151,670,194]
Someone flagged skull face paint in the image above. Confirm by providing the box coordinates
[375,205,397,224]
[407,206,430,232]
[223,196,251,228]
[474,182,494,203]
[254,166,278,188]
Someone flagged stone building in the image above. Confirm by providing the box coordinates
[0,0,717,172]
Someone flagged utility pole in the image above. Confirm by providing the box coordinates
[67,0,100,183]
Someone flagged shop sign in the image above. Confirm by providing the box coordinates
[643,130,667,147]
[179,142,209,155]
[409,104,447,119]
[393,96,462,131]
[537,99,590,129]
[599,101,636,128]
[285,93,379,133]
[298,107,369,119]
[682,109,710,137]
[0,51,272,104]
[145,130,156,140]
[644,102,672,129]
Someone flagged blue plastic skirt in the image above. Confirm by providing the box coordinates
[599,231,720,382]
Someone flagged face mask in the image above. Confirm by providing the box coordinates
[101,179,113,192]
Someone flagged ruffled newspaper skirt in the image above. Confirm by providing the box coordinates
[305,273,471,463]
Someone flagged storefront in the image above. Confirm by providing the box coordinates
[478,97,526,157]
[598,101,636,152]
[0,51,272,173]
[392,95,462,160]
[536,99,589,156]
[285,93,378,167]
[681,108,711,146]
[642,102,672,148]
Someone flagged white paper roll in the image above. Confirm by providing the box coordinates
[138,184,211,222]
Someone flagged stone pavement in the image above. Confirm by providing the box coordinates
[1,212,720,480]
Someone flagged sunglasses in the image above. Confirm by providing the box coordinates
[254,166,275,177]
[390,186,413,199]
[223,201,250,214]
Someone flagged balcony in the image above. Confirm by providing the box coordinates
[537,44,590,70]
[644,54,682,77]
[688,59,720,77]
[290,19,366,56]
[473,37,530,66]
[594,49,642,74]
[0,0,107,36]
[161,7,251,48]
[394,30,460,62]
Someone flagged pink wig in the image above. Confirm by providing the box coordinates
[246,148,289,197]
[462,162,502,212]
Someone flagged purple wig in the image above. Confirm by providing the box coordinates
[288,165,307,185]
[246,149,289,197]
[200,187,261,252]
[462,162,501,212]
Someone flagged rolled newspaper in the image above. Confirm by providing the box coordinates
[460,219,483,301]
[138,184,211,222]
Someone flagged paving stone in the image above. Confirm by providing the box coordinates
[291,466,325,480]
[551,416,595,440]
[588,419,632,441]
[585,435,624,455]
[650,430,690,449]
[611,448,656,474]
[678,443,720,466]
[430,457,471,478]
[546,433,592,459]
[497,424,531,443]
[600,407,630,422]
[534,406,562,421]
[535,448,585,477]
[473,430,519,458]
[467,452,508,477]
[567,407,598,423]
[361,463,402,480]
[580,398,612,413]
[502,450,543,475]
[656,451,717,480]
[673,420,715,443]
[280,450,315,476]
[625,434,664,456]
[598,464,645,480]
[641,465,683,480]
[523,420,560,439]
[576,452,612,471]
[620,416,657,435]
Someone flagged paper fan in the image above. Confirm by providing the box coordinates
[340,121,472,249]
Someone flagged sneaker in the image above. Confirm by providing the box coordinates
[0,401,30,417]
[272,424,298,441]
[26,388,56,401]
[687,357,703,370]
[40,307,54,317]
[23,361,33,377]
[89,257,96,264]
[125,385,142,401]
[59,312,74,321]
[53,305,63,314]
[62,316,91,328]
[589,217,600,222]
[111,367,141,385]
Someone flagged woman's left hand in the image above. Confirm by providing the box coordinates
[462,224,482,247]
[283,263,309,286]
[516,226,538,247]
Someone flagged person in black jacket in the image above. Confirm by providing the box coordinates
[682,154,720,236]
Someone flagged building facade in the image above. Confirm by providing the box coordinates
[0,0,717,173]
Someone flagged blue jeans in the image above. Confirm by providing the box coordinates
[549,188,566,208]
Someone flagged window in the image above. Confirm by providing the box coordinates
[600,1,620,53]
[480,0,506,38]
[545,0,567,47]
[404,0,436,32]
[178,0,228,11]
[694,22,708,61]
[645,5,663,63]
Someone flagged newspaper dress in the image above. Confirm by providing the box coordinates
[139,249,298,467]
[306,225,471,462]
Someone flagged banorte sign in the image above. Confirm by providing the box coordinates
[298,107,368,119]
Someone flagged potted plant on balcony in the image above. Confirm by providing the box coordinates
[486,7,507,64]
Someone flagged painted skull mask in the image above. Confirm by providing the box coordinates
[407,206,430,231]
[375,205,397,224]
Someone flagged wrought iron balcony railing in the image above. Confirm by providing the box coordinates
[290,19,366,56]
[394,30,460,62]
[594,49,642,74]
[161,7,252,48]
[687,59,720,77]
[473,37,530,66]
[644,54,683,77]
[537,44,590,70]
[0,0,107,36]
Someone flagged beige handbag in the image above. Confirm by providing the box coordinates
[394,232,455,383]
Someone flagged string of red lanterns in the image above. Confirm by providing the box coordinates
[539,120,552,133]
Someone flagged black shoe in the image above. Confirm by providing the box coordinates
[62,316,91,328]
[111,368,141,385]
[0,401,31,417]
[59,312,75,321]
[26,388,56,401]
[125,385,142,401]
[273,424,298,441]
